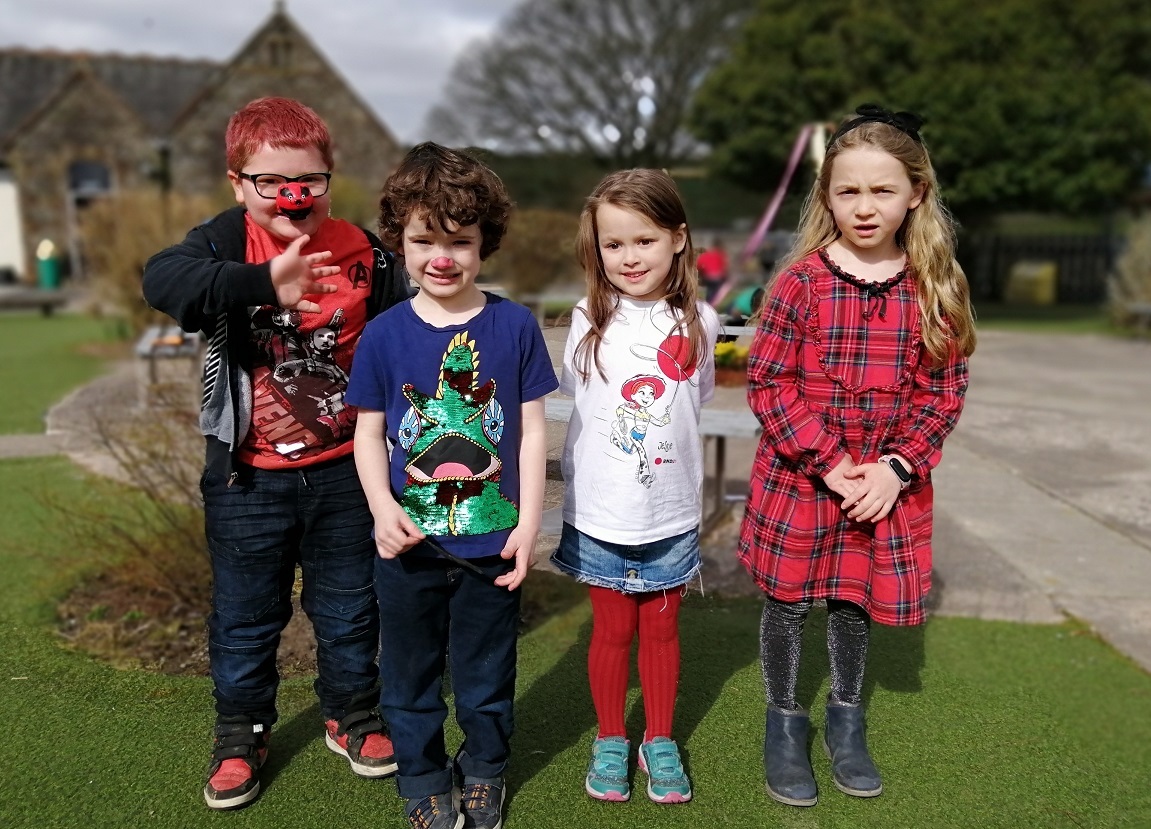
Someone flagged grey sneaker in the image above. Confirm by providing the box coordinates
[405,792,463,829]
[460,776,506,829]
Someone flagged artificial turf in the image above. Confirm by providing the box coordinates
[1,454,1149,828]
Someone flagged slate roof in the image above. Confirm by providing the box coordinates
[0,49,219,144]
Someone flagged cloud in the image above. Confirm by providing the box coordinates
[0,0,522,143]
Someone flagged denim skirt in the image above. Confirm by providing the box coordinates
[550,522,701,594]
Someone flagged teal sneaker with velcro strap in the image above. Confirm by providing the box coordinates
[638,737,692,803]
[585,736,631,801]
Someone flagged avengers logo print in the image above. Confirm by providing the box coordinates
[347,258,370,289]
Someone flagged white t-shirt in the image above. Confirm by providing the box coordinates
[560,296,720,545]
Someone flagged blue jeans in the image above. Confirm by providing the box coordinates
[375,551,521,799]
[201,454,379,725]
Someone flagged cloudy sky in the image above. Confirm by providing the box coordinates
[0,0,521,143]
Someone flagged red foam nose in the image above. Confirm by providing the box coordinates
[276,182,314,211]
[431,257,454,269]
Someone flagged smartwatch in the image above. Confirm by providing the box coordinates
[878,454,911,490]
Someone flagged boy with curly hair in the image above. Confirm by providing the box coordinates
[346,142,558,829]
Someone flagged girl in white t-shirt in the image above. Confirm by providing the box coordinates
[551,169,720,805]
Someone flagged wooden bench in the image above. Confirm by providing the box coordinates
[519,289,585,325]
[0,287,69,316]
[1125,301,1151,335]
[543,395,760,534]
[720,324,756,339]
[134,324,202,407]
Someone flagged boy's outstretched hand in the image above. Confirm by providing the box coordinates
[841,460,905,522]
[270,234,339,312]
[495,525,536,591]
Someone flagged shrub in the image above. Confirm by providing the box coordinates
[1109,216,1151,329]
[489,208,581,296]
[80,187,225,336]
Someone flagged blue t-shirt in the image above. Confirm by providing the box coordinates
[346,293,559,558]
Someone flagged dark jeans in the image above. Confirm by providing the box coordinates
[376,551,521,799]
[202,454,379,726]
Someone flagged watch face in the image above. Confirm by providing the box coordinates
[888,457,911,482]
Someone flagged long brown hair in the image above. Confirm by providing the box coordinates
[773,120,976,361]
[572,169,705,381]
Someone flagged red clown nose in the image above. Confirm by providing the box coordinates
[276,182,314,219]
[431,256,454,269]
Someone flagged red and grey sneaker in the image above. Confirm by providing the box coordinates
[324,709,398,778]
[203,718,270,810]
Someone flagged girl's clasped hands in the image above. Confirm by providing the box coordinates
[822,455,907,523]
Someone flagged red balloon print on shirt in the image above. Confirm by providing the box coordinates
[656,334,696,380]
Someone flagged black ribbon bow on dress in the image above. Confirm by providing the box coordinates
[862,282,892,321]
[829,103,925,147]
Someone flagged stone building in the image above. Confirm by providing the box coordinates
[0,2,401,282]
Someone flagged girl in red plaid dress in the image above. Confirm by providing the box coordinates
[739,105,977,807]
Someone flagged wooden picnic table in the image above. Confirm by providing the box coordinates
[543,395,760,534]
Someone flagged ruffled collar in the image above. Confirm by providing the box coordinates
[818,248,908,320]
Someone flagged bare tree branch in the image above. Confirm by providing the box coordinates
[424,0,753,168]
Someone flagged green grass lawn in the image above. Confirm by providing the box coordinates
[0,311,119,432]
[972,303,1120,335]
[1,453,1150,828]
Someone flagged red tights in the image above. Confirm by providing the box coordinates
[587,586,682,740]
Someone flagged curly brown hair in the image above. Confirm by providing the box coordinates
[378,142,512,260]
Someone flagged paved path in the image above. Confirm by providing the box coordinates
[538,325,1151,672]
[4,326,1149,672]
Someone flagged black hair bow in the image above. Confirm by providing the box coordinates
[829,103,925,146]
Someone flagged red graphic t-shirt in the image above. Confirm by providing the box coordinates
[238,214,373,469]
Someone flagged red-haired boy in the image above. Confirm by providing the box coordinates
[143,97,409,810]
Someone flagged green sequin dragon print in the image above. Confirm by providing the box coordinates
[396,330,519,536]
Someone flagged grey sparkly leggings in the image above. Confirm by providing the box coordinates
[759,597,871,710]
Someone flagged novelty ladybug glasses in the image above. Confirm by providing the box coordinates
[236,171,332,198]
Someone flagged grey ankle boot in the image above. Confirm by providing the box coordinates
[823,702,883,797]
[764,705,817,806]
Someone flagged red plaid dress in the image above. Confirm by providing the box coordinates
[738,249,968,626]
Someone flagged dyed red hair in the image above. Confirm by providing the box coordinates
[225,97,334,172]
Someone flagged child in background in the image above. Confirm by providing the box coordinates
[142,97,408,810]
[696,236,729,304]
[346,142,558,829]
[739,104,976,807]
[551,169,720,804]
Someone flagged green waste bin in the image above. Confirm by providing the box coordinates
[36,257,60,290]
[35,239,60,290]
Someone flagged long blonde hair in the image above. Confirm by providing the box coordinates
[572,169,706,381]
[774,119,976,361]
